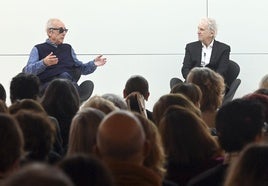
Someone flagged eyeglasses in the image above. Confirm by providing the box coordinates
[49,27,68,34]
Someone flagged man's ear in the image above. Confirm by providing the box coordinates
[144,92,150,101]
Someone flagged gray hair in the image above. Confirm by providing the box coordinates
[200,17,218,38]
[46,18,61,32]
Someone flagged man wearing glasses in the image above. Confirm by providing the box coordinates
[23,18,107,102]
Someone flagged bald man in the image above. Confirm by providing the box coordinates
[96,110,162,186]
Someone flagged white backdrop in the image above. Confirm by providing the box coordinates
[1,0,268,109]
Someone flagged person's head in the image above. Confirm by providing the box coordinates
[101,93,128,110]
[159,105,220,164]
[3,163,74,186]
[125,91,147,118]
[170,82,202,108]
[46,18,68,45]
[0,83,6,102]
[14,110,56,163]
[187,67,225,112]
[134,113,166,177]
[242,93,268,123]
[153,93,202,126]
[41,78,80,117]
[80,95,118,114]
[0,113,24,177]
[96,110,148,165]
[259,74,268,89]
[8,99,46,115]
[10,72,40,103]
[216,99,265,153]
[58,154,114,186]
[224,144,268,186]
[198,17,217,46]
[67,107,105,156]
[123,75,150,101]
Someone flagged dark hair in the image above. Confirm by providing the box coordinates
[159,105,220,164]
[0,113,24,172]
[0,83,6,102]
[170,83,202,106]
[153,93,201,126]
[3,163,74,186]
[216,99,265,152]
[41,79,80,150]
[14,110,56,162]
[8,99,46,115]
[58,154,114,186]
[224,144,268,186]
[124,75,149,98]
[10,73,40,103]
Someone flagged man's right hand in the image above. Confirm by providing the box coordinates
[43,52,58,66]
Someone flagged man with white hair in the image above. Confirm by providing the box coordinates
[170,17,230,89]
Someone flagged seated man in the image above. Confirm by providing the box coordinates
[171,17,230,89]
[23,18,107,102]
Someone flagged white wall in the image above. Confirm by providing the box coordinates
[1,0,268,109]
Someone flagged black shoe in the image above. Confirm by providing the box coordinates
[170,78,183,89]
[78,80,94,102]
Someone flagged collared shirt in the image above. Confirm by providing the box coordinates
[23,39,97,75]
[201,40,214,67]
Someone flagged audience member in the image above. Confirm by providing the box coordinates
[14,110,60,164]
[187,99,265,186]
[0,113,24,180]
[23,18,107,101]
[8,99,64,156]
[181,17,230,84]
[10,72,40,103]
[134,113,178,186]
[259,74,268,89]
[80,95,118,114]
[41,78,80,153]
[58,154,114,186]
[67,107,105,156]
[153,93,201,127]
[102,93,128,110]
[8,99,46,115]
[3,163,74,186]
[134,113,166,177]
[159,105,222,186]
[186,67,225,129]
[95,110,162,186]
[170,83,202,108]
[242,93,268,142]
[224,144,268,186]
[0,83,7,102]
[123,75,154,121]
[125,91,148,118]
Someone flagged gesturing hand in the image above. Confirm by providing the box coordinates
[43,52,58,66]
[94,55,107,66]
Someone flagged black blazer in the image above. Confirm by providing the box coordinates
[181,40,230,81]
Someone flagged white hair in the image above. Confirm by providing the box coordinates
[200,17,218,38]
